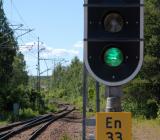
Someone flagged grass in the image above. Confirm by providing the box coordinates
[132,118,160,140]
[60,133,71,140]
[0,120,8,126]
[86,112,95,118]
[133,118,160,126]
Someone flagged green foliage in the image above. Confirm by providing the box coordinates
[0,1,29,118]
[157,107,160,120]
[123,78,158,118]
[11,52,28,87]
[145,99,158,119]
[0,121,8,126]
[48,57,106,113]
[60,133,71,140]
[50,57,83,104]
[19,108,39,120]
[72,96,82,110]
[121,0,160,119]
[145,0,160,56]
[0,1,17,90]
[46,103,58,112]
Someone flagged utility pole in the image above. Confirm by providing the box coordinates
[39,58,67,89]
[44,59,50,90]
[96,81,100,112]
[51,58,66,87]
[37,37,40,92]
[82,64,87,140]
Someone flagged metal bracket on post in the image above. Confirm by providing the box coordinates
[106,86,123,112]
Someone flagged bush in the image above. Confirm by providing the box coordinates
[72,96,82,110]
[122,94,159,119]
[46,104,58,112]
[19,108,39,120]
[157,107,160,120]
[145,99,158,119]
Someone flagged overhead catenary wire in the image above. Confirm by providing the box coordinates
[11,0,37,40]
[0,24,23,39]
[2,1,71,83]
[1,0,38,44]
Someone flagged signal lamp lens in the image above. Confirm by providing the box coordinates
[104,13,124,33]
[104,48,123,67]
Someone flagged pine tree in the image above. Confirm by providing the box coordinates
[0,0,28,112]
[142,0,160,101]
[0,0,17,90]
[123,0,160,118]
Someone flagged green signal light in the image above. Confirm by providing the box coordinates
[104,48,123,67]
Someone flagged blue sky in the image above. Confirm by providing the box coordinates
[3,0,83,75]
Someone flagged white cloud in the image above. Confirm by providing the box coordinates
[19,47,30,53]
[74,41,83,48]
[19,41,83,75]
[41,47,79,58]
[19,42,79,59]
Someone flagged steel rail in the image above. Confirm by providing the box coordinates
[0,116,53,140]
[0,115,47,133]
[0,106,75,140]
[28,107,75,140]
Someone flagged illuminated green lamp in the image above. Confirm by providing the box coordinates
[104,48,123,67]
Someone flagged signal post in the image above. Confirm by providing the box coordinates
[83,0,144,139]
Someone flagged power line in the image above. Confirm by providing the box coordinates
[16,28,34,38]
[37,37,40,92]
[0,24,23,39]
[11,0,37,40]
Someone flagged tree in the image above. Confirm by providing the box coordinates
[52,57,82,95]
[0,0,17,90]
[10,52,28,88]
[0,1,29,113]
[123,0,160,118]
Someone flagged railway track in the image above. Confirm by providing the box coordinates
[0,105,75,140]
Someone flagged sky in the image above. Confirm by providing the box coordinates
[3,0,84,76]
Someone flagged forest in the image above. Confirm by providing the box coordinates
[0,0,160,122]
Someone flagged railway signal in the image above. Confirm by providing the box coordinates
[84,0,144,86]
